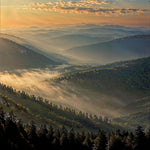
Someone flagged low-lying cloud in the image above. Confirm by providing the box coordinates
[28,0,148,16]
[0,69,123,117]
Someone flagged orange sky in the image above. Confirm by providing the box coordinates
[1,1,150,27]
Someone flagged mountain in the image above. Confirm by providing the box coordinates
[0,83,121,132]
[55,56,150,118]
[0,38,59,71]
[48,34,112,50]
[0,33,70,64]
[65,35,150,64]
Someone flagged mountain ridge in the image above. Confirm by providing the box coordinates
[65,34,150,64]
[54,56,150,120]
[0,38,60,71]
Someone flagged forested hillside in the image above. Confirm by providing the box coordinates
[0,109,150,150]
[56,56,150,103]
[55,57,150,128]
[113,96,150,129]
[0,83,121,132]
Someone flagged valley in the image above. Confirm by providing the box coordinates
[1,0,150,149]
[0,24,150,131]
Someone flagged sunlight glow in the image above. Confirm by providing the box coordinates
[1,0,150,27]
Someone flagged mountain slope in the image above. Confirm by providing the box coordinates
[48,34,112,49]
[0,38,59,71]
[113,111,150,130]
[65,35,150,64]
[57,56,150,99]
[119,96,150,114]
[112,96,150,129]
[55,56,150,117]
[0,83,121,132]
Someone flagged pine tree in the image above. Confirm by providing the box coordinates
[38,124,48,150]
[27,121,38,147]
[109,135,126,150]
[145,129,150,150]
[83,133,93,150]
[125,132,134,150]
[60,133,68,150]
[68,128,76,150]
[134,126,146,150]
[47,125,54,145]
[93,131,107,150]
[0,107,5,124]
[52,137,60,150]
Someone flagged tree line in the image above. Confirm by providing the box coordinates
[0,83,115,131]
[0,107,150,150]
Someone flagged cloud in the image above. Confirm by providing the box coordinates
[0,68,122,117]
[28,1,148,16]
[31,1,112,8]
[86,0,112,5]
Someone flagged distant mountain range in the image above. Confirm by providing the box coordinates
[0,38,60,71]
[65,35,150,64]
[48,34,112,49]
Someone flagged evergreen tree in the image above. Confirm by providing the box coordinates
[17,120,28,139]
[37,124,48,150]
[0,107,5,124]
[52,137,60,150]
[47,125,54,148]
[125,132,134,150]
[145,129,150,150]
[93,131,107,150]
[83,133,93,150]
[60,132,68,150]
[133,126,146,150]
[75,132,84,150]
[109,135,126,150]
[27,121,38,147]
[68,128,76,150]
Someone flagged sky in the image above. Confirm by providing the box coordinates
[0,0,150,27]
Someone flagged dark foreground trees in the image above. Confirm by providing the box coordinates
[0,109,149,150]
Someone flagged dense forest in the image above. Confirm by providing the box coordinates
[0,82,150,150]
[0,108,150,150]
[55,56,150,129]
[0,83,121,132]
[56,56,150,96]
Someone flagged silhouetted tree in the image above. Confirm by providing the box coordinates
[28,121,38,147]
[133,126,146,150]
[93,130,107,150]
[0,107,5,124]
[37,124,48,150]
[83,133,93,150]
[109,135,126,150]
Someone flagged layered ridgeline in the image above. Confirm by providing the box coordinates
[0,38,60,71]
[55,56,150,129]
[0,82,122,132]
[47,34,112,49]
[64,35,150,64]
